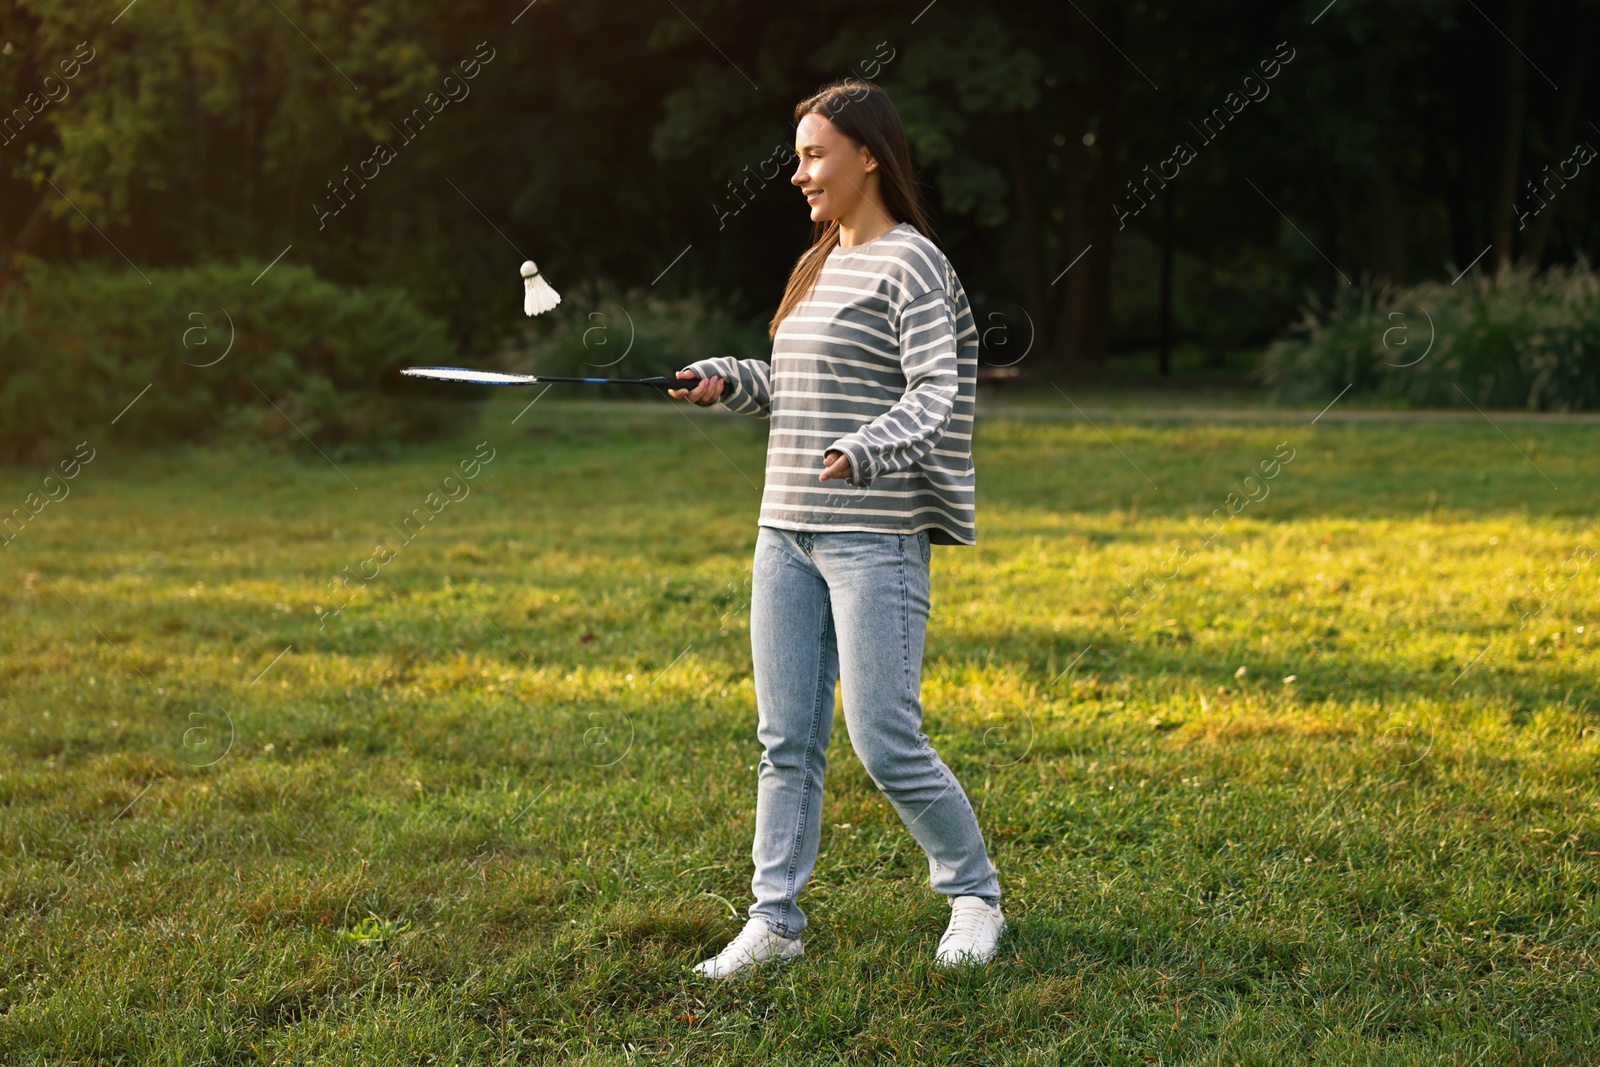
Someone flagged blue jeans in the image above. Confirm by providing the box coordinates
[745,524,1001,939]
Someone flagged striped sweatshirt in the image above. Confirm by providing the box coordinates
[681,222,978,545]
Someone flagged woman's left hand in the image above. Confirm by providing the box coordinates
[820,449,852,482]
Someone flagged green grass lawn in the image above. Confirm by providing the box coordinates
[2,395,1597,1065]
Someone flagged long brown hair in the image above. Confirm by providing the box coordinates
[767,78,934,339]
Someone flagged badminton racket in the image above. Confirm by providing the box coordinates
[405,260,717,392]
[400,366,719,393]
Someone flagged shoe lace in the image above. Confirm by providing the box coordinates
[941,902,994,945]
[719,919,777,963]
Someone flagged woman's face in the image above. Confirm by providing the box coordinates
[790,112,875,223]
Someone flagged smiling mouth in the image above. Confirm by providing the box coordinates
[804,189,823,202]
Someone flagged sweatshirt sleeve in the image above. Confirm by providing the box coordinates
[679,356,772,420]
[824,288,959,490]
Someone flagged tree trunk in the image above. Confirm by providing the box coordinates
[1053,0,1123,369]
[3,196,55,260]
[1427,130,1475,274]
[1521,13,1592,268]
[186,54,209,257]
[243,51,261,244]
[1080,0,1124,365]
[1366,43,1407,282]
[1052,75,1093,371]
[1158,188,1173,377]
[1001,109,1047,364]
[1490,0,1528,272]
[1325,169,1359,285]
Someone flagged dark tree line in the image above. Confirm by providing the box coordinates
[1,0,1595,375]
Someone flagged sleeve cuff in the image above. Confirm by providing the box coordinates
[680,359,736,404]
[828,437,875,489]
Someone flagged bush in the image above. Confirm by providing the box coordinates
[1256,259,1600,411]
[0,258,479,463]
[495,277,772,385]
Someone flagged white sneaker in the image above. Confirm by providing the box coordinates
[692,916,804,979]
[935,896,1006,968]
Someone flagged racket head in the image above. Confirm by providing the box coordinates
[400,366,542,386]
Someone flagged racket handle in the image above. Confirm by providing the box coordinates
[651,375,721,397]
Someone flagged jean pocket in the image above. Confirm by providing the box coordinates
[918,529,930,565]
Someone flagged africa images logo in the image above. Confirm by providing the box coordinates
[313,42,496,230]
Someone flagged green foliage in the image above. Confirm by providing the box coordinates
[337,912,413,945]
[0,258,475,462]
[1257,260,1600,411]
[2,0,462,230]
[5,0,1598,367]
[500,278,772,382]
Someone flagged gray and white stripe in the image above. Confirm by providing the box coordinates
[684,222,978,546]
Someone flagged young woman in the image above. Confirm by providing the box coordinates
[670,77,1004,979]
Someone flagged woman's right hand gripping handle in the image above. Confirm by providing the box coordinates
[668,368,726,405]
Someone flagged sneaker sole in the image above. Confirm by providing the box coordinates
[692,942,804,979]
[936,918,1007,968]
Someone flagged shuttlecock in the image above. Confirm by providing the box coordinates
[521,259,562,317]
